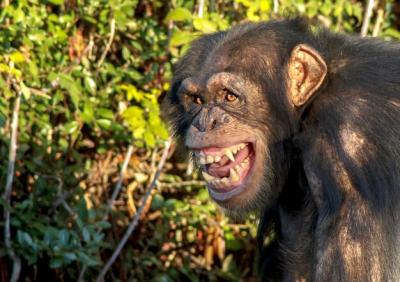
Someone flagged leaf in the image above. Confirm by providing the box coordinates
[9,52,25,63]
[47,0,65,5]
[20,82,31,100]
[84,76,96,94]
[63,121,79,134]
[120,84,142,101]
[63,252,77,261]
[17,230,33,246]
[77,252,100,266]
[58,229,70,246]
[170,30,195,47]
[81,101,95,123]
[50,258,63,268]
[193,18,217,33]
[82,227,90,242]
[143,131,155,147]
[97,108,114,119]
[59,74,81,109]
[165,7,192,22]
[97,119,112,129]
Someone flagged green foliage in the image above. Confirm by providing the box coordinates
[0,0,399,280]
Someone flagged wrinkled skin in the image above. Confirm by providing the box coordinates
[163,19,400,281]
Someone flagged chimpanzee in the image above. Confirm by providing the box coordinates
[163,18,400,281]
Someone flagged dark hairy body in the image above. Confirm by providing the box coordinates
[163,19,400,281]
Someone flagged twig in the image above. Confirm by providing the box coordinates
[273,0,279,14]
[158,180,206,188]
[109,145,134,207]
[97,18,116,68]
[361,0,376,37]
[372,1,385,37]
[95,138,172,282]
[3,81,22,282]
[198,0,205,18]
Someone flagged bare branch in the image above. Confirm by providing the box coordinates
[372,1,385,37]
[3,81,22,282]
[95,138,172,282]
[97,18,116,68]
[361,0,376,37]
[158,180,206,188]
[273,0,279,14]
[109,145,134,207]
[198,0,205,18]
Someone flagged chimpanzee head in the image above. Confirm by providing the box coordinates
[163,20,327,216]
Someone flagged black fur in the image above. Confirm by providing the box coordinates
[164,19,400,281]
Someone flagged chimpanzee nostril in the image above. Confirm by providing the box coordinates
[223,114,230,123]
[211,119,217,130]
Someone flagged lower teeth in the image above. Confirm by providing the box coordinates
[204,156,250,188]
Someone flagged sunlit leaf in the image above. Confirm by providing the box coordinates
[166,7,193,22]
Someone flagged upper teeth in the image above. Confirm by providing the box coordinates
[201,156,251,188]
[197,143,247,165]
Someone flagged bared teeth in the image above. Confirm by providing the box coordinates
[225,149,235,162]
[202,171,216,181]
[203,153,251,190]
[196,143,248,165]
[199,157,207,165]
[229,167,240,182]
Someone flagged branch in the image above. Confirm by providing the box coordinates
[158,180,206,188]
[3,81,22,282]
[198,0,205,18]
[273,0,279,14]
[372,1,385,37]
[361,0,376,37]
[95,138,172,282]
[97,18,116,68]
[109,145,134,207]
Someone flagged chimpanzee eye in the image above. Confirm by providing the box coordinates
[223,90,238,102]
[225,93,237,102]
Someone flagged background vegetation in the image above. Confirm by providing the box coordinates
[0,0,399,281]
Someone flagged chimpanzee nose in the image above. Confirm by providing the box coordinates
[192,107,227,132]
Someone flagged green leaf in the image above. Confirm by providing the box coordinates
[193,18,217,33]
[63,252,77,261]
[20,82,31,100]
[97,119,112,129]
[78,252,100,266]
[170,30,195,47]
[82,227,90,242]
[63,121,79,134]
[17,230,33,246]
[81,101,95,123]
[58,229,70,246]
[59,74,81,109]
[50,258,63,268]
[165,8,192,22]
[47,0,65,5]
[84,76,96,94]
[9,52,25,63]
[143,131,155,147]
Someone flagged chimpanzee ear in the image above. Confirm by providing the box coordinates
[288,44,327,107]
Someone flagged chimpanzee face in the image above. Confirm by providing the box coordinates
[164,28,326,215]
[177,71,273,213]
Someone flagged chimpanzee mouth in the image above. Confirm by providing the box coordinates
[194,142,255,201]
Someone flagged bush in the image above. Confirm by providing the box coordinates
[0,0,399,280]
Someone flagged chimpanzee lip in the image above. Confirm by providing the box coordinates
[191,141,256,201]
